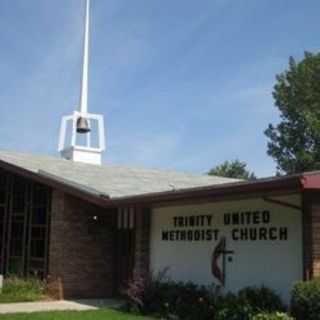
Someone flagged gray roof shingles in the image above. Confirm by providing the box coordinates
[0,150,239,199]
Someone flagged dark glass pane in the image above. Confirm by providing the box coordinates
[12,193,26,213]
[32,208,47,225]
[8,257,23,274]
[0,212,3,252]
[29,259,44,269]
[0,172,6,185]
[11,222,24,238]
[33,185,48,207]
[31,227,45,240]
[12,215,24,222]
[0,172,7,205]
[12,178,27,213]
[10,239,23,256]
[0,207,5,219]
[30,240,45,258]
[0,187,6,205]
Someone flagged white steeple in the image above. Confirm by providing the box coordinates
[79,0,90,115]
[58,0,106,165]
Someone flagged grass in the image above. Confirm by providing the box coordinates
[0,277,46,303]
[0,309,154,320]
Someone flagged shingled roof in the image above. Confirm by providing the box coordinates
[0,150,238,199]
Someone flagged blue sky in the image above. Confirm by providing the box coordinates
[0,0,319,177]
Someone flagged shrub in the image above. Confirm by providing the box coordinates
[167,282,216,320]
[124,271,285,320]
[238,286,285,313]
[215,287,285,320]
[291,278,320,320]
[0,276,46,303]
[124,269,216,319]
[252,312,293,320]
[215,293,256,320]
[124,268,172,315]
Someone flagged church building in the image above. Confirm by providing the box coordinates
[0,0,320,303]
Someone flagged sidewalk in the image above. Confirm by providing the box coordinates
[0,299,122,314]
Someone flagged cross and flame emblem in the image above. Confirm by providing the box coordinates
[211,237,234,286]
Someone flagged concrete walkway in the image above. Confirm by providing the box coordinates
[0,299,123,314]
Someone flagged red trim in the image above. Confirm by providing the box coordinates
[301,174,320,189]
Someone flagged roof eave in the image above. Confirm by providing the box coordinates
[111,174,304,205]
[1,158,320,208]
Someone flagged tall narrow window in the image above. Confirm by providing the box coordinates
[0,170,8,274]
[116,207,136,289]
[7,177,28,275]
[0,172,51,278]
[27,184,50,278]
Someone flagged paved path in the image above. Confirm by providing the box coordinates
[0,299,123,314]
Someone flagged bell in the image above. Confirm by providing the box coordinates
[76,117,91,134]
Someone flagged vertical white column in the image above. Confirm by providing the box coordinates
[71,113,78,147]
[79,0,90,115]
[86,119,91,147]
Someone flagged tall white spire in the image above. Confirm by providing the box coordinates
[58,0,106,165]
[79,0,90,115]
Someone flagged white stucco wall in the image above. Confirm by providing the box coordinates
[150,195,303,303]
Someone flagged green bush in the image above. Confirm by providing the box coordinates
[252,312,293,320]
[214,287,285,320]
[166,282,216,320]
[124,270,216,319]
[124,268,171,315]
[238,286,285,313]
[291,278,320,320]
[0,276,46,303]
[125,271,286,320]
[215,292,256,320]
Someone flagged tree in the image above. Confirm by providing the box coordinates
[265,52,320,174]
[208,160,256,180]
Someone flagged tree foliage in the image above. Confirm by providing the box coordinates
[265,52,320,174]
[208,160,256,180]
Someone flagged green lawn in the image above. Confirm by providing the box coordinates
[0,309,154,320]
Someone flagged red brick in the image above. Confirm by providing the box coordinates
[48,190,116,299]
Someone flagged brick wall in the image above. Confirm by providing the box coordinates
[48,189,116,299]
[303,191,320,280]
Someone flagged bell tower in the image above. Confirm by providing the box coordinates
[58,0,106,165]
